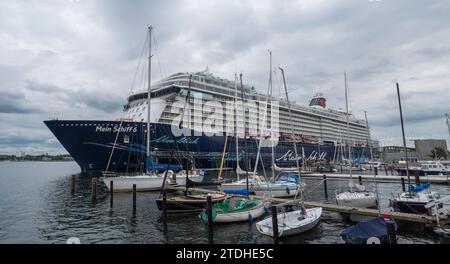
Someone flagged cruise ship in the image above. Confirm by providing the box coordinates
[44,70,373,172]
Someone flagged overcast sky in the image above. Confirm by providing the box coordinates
[1,0,450,155]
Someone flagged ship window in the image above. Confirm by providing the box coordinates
[123,134,129,143]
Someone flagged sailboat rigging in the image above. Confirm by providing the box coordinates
[100,26,203,192]
[389,83,441,214]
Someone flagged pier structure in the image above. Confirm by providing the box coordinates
[166,186,450,227]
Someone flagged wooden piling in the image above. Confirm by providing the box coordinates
[323,174,328,200]
[71,175,76,195]
[109,181,114,208]
[386,221,397,244]
[401,177,406,192]
[206,195,213,244]
[162,189,167,219]
[91,177,97,203]
[271,206,279,244]
[132,184,137,215]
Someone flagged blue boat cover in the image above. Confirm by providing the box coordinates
[341,217,397,244]
[408,183,431,192]
[276,172,299,184]
[223,189,251,196]
[146,157,182,171]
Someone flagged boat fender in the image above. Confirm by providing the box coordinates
[286,186,290,195]
[248,212,253,222]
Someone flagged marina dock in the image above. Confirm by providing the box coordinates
[167,186,450,227]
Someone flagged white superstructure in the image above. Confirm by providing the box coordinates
[122,71,371,146]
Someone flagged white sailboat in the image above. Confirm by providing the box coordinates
[220,66,303,198]
[389,83,441,214]
[335,72,377,208]
[256,66,321,238]
[101,26,201,192]
[256,207,322,237]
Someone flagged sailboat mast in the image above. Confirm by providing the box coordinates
[146,25,153,159]
[234,74,239,181]
[279,67,301,182]
[239,73,250,192]
[365,111,380,213]
[445,113,450,138]
[396,83,413,187]
[269,51,275,180]
[344,72,353,189]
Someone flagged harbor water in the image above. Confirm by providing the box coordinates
[0,161,449,244]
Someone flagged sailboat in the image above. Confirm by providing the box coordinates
[220,54,304,198]
[335,72,377,208]
[389,83,441,214]
[100,26,203,192]
[255,67,322,238]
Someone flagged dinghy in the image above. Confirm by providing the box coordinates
[200,197,267,223]
[256,207,322,237]
[156,193,227,213]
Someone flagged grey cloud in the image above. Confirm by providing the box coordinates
[24,80,124,113]
[0,91,38,114]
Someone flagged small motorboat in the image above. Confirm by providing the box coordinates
[199,197,267,223]
[256,207,322,237]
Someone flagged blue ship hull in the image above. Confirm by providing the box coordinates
[44,120,371,172]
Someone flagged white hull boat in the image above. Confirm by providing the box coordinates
[171,170,204,185]
[212,201,267,223]
[256,207,322,237]
[101,174,168,192]
[220,179,304,198]
[336,191,378,208]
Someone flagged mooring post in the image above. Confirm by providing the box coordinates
[71,175,76,195]
[374,167,378,176]
[271,205,279,244]
[132,184,137,215]
[162,189,168,235]
[162,189,167,219]
[109,181,114,208]
[206,195,213,244]
[323,174,328,200]
[401,177,406,192]
[358,175,362,185]
[386,221,397,244]
[91,177,97,203]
